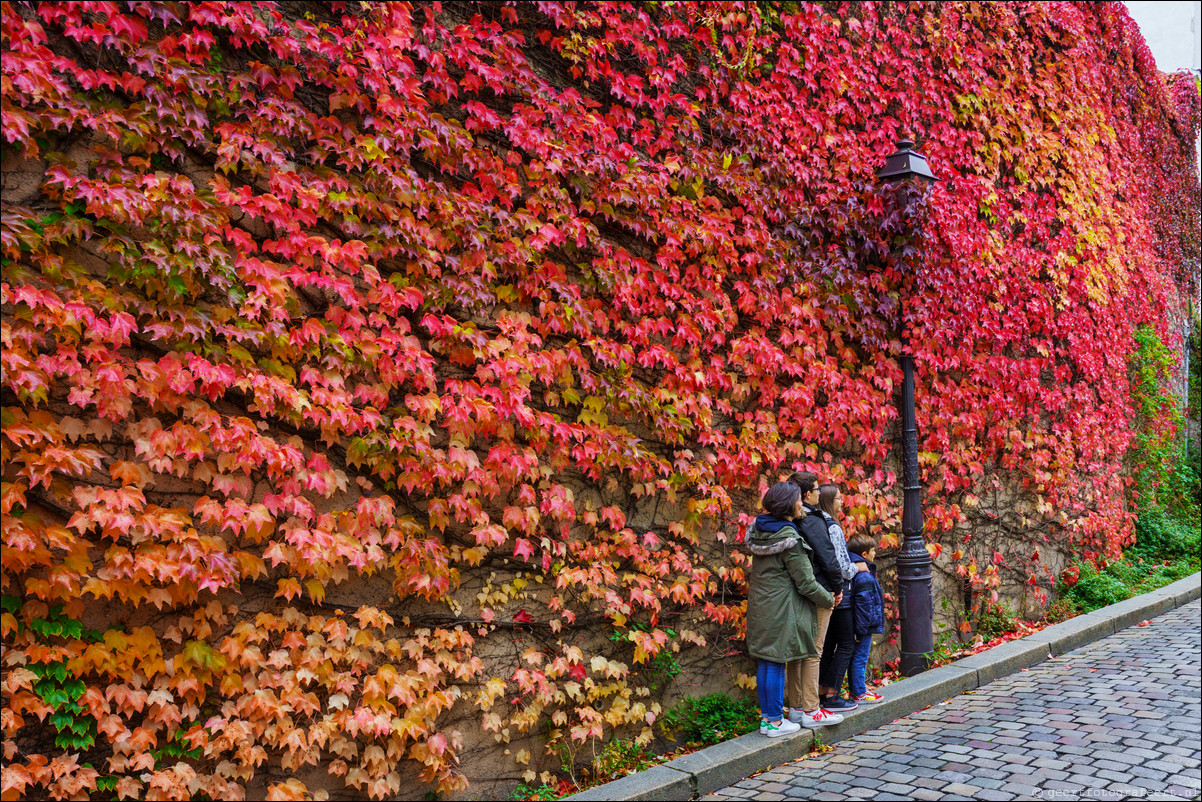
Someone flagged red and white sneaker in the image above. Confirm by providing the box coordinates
[851,691,884,703]
[798,707,844,728]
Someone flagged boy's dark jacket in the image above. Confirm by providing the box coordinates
[797,503,842,593]
[848,551,884,637]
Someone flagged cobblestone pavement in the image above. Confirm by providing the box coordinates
[706,600,1202,801]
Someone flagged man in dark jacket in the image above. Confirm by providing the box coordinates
[788,472,844,592]
[783,471,844,725]
[800,504,844,593]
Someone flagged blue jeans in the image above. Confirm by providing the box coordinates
[757,659,787,721]
[848,634,873,697]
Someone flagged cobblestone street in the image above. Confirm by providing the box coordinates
[706,600,1202,801]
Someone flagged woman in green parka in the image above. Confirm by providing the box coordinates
[746,481,836,736]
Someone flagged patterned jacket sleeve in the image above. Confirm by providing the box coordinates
[826,516,855,581]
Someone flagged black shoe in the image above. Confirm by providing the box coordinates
[821,695,859,711]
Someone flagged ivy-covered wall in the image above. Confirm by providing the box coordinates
[2,1,1199,799]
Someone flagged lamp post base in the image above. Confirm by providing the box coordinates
[897,542,934,677]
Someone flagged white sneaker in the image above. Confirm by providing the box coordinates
[799,708,843,728]
[761,718,801,738]
[760,711,787,733]
[787,707,807,724]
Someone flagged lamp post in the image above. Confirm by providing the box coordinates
[876,138,937,677]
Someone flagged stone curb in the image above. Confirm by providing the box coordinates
[564,766,693,802]
[564,571,1201,801]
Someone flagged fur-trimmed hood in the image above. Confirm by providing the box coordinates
[746,514,812,556]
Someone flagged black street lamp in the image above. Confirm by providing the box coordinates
[876,138,937,677]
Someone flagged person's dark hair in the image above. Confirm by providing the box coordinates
[762,481,801,520]
[788,471,819,498]
[818,483,840,516]
[847,532,877,555]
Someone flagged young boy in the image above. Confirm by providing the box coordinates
[846,533,885,704]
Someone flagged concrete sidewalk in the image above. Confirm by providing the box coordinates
[567,572,1201,801]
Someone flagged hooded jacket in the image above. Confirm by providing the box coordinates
[848,552,885,637]
[745,515,836,663]
[796,503,844,594]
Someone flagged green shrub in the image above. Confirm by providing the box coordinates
[1060,554,1199,614]
[924,628,964,666]
[1044,598,1076,623]
[1159,439,1201,533]
[509,783,563,802]
[593,738,656,779]
[975,602,1020,641]
[1127,504,1201,564]
[659,693,760,745]
[1061,562,1131,612]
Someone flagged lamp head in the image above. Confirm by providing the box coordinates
[876,138,937,185]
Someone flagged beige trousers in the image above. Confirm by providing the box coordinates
[787,606,832,713]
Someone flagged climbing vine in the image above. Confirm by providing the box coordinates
[2,1,1198,799]
[1128,325,1185,501]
